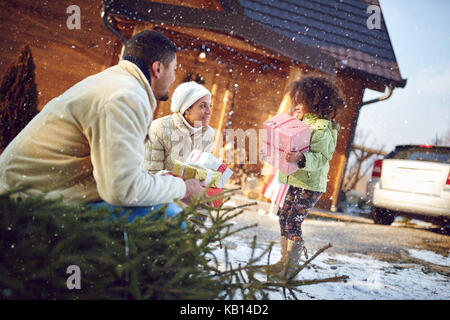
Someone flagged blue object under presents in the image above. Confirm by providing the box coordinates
[87,201,185,295]
[87,201,185,228]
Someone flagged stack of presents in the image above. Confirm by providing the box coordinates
[172,149,233,207]
[261,113,311,209]
[170,112,311,210]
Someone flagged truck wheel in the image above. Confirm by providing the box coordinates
[371,207,396,225]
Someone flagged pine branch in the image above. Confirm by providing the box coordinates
[0,188,349,300]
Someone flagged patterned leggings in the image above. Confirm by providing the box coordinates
[277,186,322,241]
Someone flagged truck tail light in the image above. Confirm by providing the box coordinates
[372,159,383,178]
[446,171,450,185]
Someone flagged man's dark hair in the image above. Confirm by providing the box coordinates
[123,30,177,68]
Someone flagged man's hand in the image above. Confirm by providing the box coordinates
[182,178,204,203]
[285,150,304,163]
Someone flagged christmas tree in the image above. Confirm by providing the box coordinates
[0,44,39,151]
[0,188,347,300]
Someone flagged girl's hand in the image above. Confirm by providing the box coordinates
[285,150,304,163]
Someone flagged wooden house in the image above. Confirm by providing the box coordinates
[0,0,406,210]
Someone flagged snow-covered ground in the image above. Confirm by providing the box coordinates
[211,226,450,300]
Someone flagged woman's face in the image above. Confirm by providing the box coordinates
[184,95,212,128]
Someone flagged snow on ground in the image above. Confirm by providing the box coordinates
[408,249,450,267]
[211,234,450,300]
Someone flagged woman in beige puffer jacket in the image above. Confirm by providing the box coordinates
[143,81,215,173]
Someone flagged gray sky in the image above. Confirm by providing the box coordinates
[356,0,450,151]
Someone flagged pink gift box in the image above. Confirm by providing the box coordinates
[261,113,311,175]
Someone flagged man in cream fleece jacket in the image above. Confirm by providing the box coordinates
[0,30,202,207]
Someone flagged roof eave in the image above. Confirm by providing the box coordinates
[338,64,407,89]
[103,0,406,88]
[103,0,337,74]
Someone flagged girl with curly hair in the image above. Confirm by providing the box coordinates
[267,75,345,278]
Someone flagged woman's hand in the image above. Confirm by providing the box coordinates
[285,150,304,163]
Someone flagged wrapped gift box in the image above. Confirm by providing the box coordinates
[167,172,224,208]
[206,187,224,208]
[185,149,233,188]
[263,170,290,208]
[172,160,222,188]
[262,113,311,175]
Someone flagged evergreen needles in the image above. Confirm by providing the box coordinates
[0,188,348,300]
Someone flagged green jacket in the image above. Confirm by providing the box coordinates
[278,113,338,192]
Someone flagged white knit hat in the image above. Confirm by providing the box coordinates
[170,81,211,114]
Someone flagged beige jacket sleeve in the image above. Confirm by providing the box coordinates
[144,120,166,173]
[89,89,186,206]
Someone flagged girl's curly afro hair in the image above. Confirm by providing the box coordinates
[290,75,346,121]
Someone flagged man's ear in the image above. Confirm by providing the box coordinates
[150,61,162,79]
